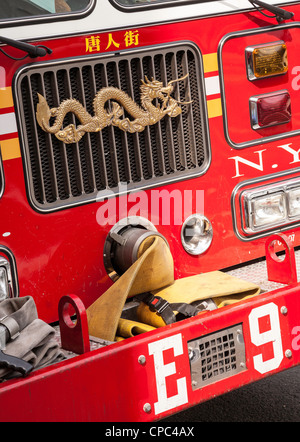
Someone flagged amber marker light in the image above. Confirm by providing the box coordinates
[246,41,288,81]
[249,90,291,130]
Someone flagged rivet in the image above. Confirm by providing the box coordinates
[285,349,292,358]
[138,355,146,365]
[143,403,152,413]
[281,306,288,315]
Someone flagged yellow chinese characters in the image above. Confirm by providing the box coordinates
[85,35,101,53]
[124,30,139,47]
[85,30,139,53]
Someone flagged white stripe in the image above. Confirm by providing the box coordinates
[0,113,17,136]
[205,76,220,96]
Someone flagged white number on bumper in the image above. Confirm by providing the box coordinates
[249,303,283,374]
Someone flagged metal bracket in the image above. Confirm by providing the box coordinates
[265,233,297,285]
[58,294,90,355]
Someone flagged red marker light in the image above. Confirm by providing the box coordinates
[250,90,291,130]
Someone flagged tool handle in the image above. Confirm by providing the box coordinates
[0,350,33,376]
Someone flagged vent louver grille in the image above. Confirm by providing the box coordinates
[15,43,210,211]
[189,324,247,389]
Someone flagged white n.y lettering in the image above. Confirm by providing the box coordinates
[277,143,300,164]
[229,150,266,178]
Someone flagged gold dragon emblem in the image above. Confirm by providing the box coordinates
[36,74,192,144]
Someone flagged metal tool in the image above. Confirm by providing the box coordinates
[0,324,33,377]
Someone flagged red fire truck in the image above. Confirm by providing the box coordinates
[0,0,299,422]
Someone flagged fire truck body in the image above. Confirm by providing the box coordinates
[0,0,299,422]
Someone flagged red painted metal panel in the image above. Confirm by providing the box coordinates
[0,3,300,422]
[222,25,300,145]
[0,8,300,324]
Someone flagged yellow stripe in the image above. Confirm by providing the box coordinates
[0,87,14,109]
[203,53,218,74]
[0,138,21,161]
[207,98,222,118]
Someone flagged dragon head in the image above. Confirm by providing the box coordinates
[140,77,168,100]
[140,73,192,107]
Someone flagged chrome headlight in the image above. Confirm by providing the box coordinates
[287,187,300,218]
[245,191,287,231]
[242,178,300,234]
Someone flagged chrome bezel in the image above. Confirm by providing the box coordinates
[181,213,213,255]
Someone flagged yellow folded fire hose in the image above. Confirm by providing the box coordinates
[87,235,174,341]
[87,233,260,341]
[136,271,260,328]
[117,318,156,338]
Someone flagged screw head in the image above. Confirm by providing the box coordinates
[188,347,195,361]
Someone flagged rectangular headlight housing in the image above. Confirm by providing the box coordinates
[244,190,286,231]
[251,192,286,228]
[241,179,300,234]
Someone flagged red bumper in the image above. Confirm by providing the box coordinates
[0,281,299,422]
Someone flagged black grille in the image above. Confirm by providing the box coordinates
[15,43,210,211]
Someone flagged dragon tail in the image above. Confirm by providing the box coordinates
[36,93,58,133]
